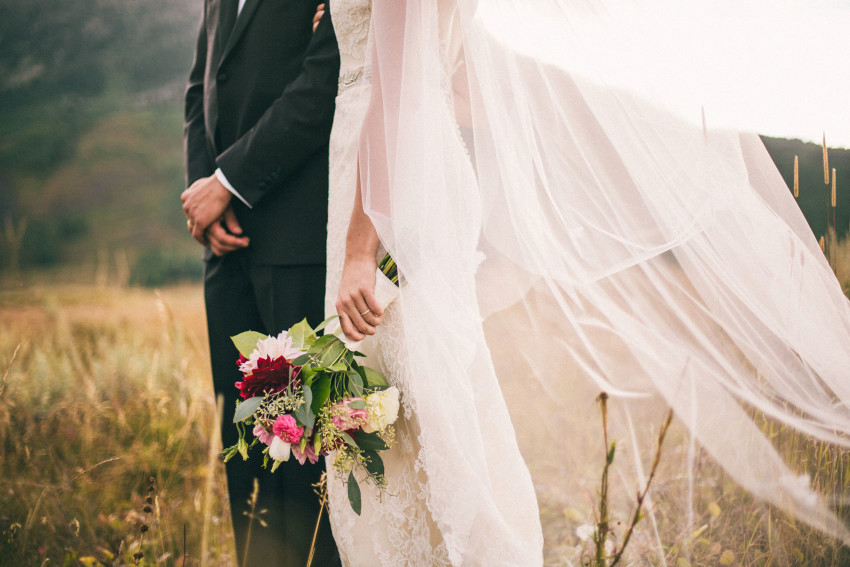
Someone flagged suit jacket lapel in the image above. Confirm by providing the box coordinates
[219,0,263,66]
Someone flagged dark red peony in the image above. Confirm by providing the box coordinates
[235,356,301,399]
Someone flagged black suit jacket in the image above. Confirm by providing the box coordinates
[184,0,340,264]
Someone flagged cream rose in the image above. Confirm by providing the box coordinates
[362,386,401,434]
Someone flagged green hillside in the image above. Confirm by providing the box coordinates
[0,0,201,284]
[761,136,849,242]
[0,1,846,286]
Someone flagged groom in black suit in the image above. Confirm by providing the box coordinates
[181,1,340,565]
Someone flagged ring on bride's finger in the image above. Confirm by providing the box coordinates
[360,308,372,316]
[186,219,194,231]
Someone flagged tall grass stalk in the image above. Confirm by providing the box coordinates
[201,395,224,567]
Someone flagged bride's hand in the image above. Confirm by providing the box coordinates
[336,253,384,341]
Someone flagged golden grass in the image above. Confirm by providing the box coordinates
[0,285,234,566]
[2,253,849,566]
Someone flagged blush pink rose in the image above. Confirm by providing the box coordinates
[332,398,368,431]
[273,414,304,444]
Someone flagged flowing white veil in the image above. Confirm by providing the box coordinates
[356,0,850,562]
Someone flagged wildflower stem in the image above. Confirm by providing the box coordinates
[595,392,611,567]
[306,473,329,567]
[610,409,674,567]
[241,478,261,567]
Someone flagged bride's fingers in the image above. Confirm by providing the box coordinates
[338,312,365,342]
[336,295,376,337]
[349,297,377,336]
[355,294,383,328]
[360,310,382,327]
[362,289,384,318]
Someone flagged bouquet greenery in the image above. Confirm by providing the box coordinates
[221,316,399,515]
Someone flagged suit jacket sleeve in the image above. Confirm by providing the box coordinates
[183,9,215,188]
[214,9,340,207]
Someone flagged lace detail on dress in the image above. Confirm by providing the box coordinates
[333,0,372,61]
[338,66,372,95]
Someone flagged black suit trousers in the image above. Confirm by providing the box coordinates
[204,250,340,567]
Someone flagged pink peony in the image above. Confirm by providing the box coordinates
[273,414,304,444]
[332,398,368,431]
[253,425,275,446]
[292,443,320,465]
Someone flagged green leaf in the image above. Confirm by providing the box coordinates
[231,331,268,358]
[310,376,332,415]
[308,334,338,352]
[361,450,385,480]
[340,431,358,448]
[288,318,317,350]
[233,396,264,423]
[347,370,364,392]
[353,431,389,451]
[317,340,347,368]
[358,366,388,388]
[315,316,337,334]
[291,353,312,366]
[299,365,317,384]
[326,361,349,372]
[294,385,315,429]
[347,400,367,410]
[347,471,362,515]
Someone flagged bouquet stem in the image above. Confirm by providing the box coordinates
[378,253,400,286]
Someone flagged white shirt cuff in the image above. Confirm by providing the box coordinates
[215,168,252,209]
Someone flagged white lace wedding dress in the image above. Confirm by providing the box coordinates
[324,1,452,565]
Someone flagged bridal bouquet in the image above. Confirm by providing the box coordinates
[221,255,402,514]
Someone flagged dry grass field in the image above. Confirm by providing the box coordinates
[0,285,234,566]
[1,242,849,566]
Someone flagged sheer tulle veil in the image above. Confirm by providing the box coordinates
[356,0,850,562]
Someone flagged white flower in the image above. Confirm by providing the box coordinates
[575,524,595,542]
[240,332,305,375]
[269,436,291,462]
[362,386,401,434]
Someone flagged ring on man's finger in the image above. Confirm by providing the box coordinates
[187,219,195,231]
[360,309,371,316]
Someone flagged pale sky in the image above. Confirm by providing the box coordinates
[483,0,850,147]
[632,0,850,148]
